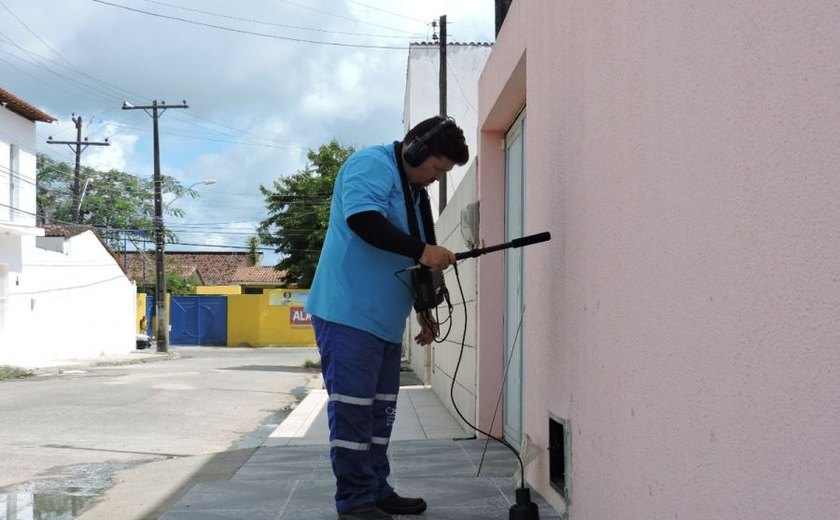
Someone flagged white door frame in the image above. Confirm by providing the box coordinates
[503,110,526,446]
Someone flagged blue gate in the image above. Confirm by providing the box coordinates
[145,295,154,336]
[169,295,228,346]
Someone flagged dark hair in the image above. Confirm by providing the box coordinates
[403,116,469,166]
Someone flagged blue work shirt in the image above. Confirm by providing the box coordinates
[305,143,424,343]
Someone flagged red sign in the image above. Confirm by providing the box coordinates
[290,307,312,326]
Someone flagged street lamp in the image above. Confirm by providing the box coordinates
[165,179,217,209]
[190,179,216,189]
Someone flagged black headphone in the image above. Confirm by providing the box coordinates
[403,117,455,167]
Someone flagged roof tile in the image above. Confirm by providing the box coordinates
[117,251,255,286]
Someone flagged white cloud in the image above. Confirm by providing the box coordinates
[84,125,138,172]
[8,0,495,263]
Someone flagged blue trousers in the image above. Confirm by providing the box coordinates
[312,316,401,513]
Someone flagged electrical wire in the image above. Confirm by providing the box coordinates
[276,0,423,35]
[91,0,411,50]
[450,261,527,489]
[0,31,126,104]
[476,301,527,480]
[344,0,428,24]
[137,0,422,39]
[391,259,527,487]
[0,0,146,102]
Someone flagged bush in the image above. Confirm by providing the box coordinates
[0,366,34,380]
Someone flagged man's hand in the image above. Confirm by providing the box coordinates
[414,311,438,346]
[418,244,456,271]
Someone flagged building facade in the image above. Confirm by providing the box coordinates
[475,2,840,518]
[0,88,135,366]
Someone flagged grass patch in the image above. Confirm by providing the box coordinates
[0,365,34,380]
[302,359,321,370]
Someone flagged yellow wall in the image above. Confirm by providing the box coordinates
[139,293,170,337]
[227,290,315,347]
[136,293,147,333]
[139,289,314,347]
[196,285,242,295]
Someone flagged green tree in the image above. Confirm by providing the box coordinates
[36,154,200,249]
[246,236,261,266]
[166,270,196,294]
[258,140,355,288]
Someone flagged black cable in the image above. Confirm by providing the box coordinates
[478,302,527,479]
[393,265,455,344]
[138,0,422,39]
[449,261,526,489]
[91,0,411,50]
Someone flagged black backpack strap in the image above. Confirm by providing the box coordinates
[394,143,449,313]
[395,141,422,240]
[418,189,437,246]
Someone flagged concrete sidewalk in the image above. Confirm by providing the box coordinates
[159,376,562,520]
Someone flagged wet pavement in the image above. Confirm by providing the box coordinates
[0,460,137,519]
[0,347,322,520]
[1,350,563,519]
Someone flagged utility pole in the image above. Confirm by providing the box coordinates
[122,100,188,353]
[46,115,109,223]
[438,14,448,215]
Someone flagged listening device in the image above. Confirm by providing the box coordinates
[410,232,551,313]
[412,267,448,311]
[404,118,455,167]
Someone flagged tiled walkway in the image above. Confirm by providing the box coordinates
[160,381,561,520]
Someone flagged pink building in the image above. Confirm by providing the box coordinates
[475,2,840,518]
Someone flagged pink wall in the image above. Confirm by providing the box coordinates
[478,2,840,518]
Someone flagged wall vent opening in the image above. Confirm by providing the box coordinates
[549,416,568,500]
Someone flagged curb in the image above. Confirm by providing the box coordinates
[29,351,182,376]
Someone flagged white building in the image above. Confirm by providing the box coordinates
[403,42,492,217]
[402,42,491,428]
[0,87,136,367]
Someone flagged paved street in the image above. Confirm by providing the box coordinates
[0,346,321,519]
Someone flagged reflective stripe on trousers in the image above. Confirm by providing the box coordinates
[312,316,400,514]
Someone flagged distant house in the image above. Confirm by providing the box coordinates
[0,88,137,366]
[228,265,287,294]
[119,251,285,293]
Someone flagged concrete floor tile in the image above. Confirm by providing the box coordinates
[160,386,563,520]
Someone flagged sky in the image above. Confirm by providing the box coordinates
[1,0,496,265]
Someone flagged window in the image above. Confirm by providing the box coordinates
[0,263,8,326]
[8,145,19,222]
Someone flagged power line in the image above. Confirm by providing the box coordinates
[344,0,428,23]
[91,0,410,50]
[0,201,37,218]
[93,114,317,153]
[0,50,110,105]
[0,164,37,188]
[46,115,111,222]
[0,0,146,102]
[0,31,126,104]
[165,218,262,226]
[277,0,423,34]
[167,241,275,251]
[172,112,314,151]
[137,0,423,39]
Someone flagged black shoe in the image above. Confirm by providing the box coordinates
[337,504,394,520]
[376,492,427,515]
